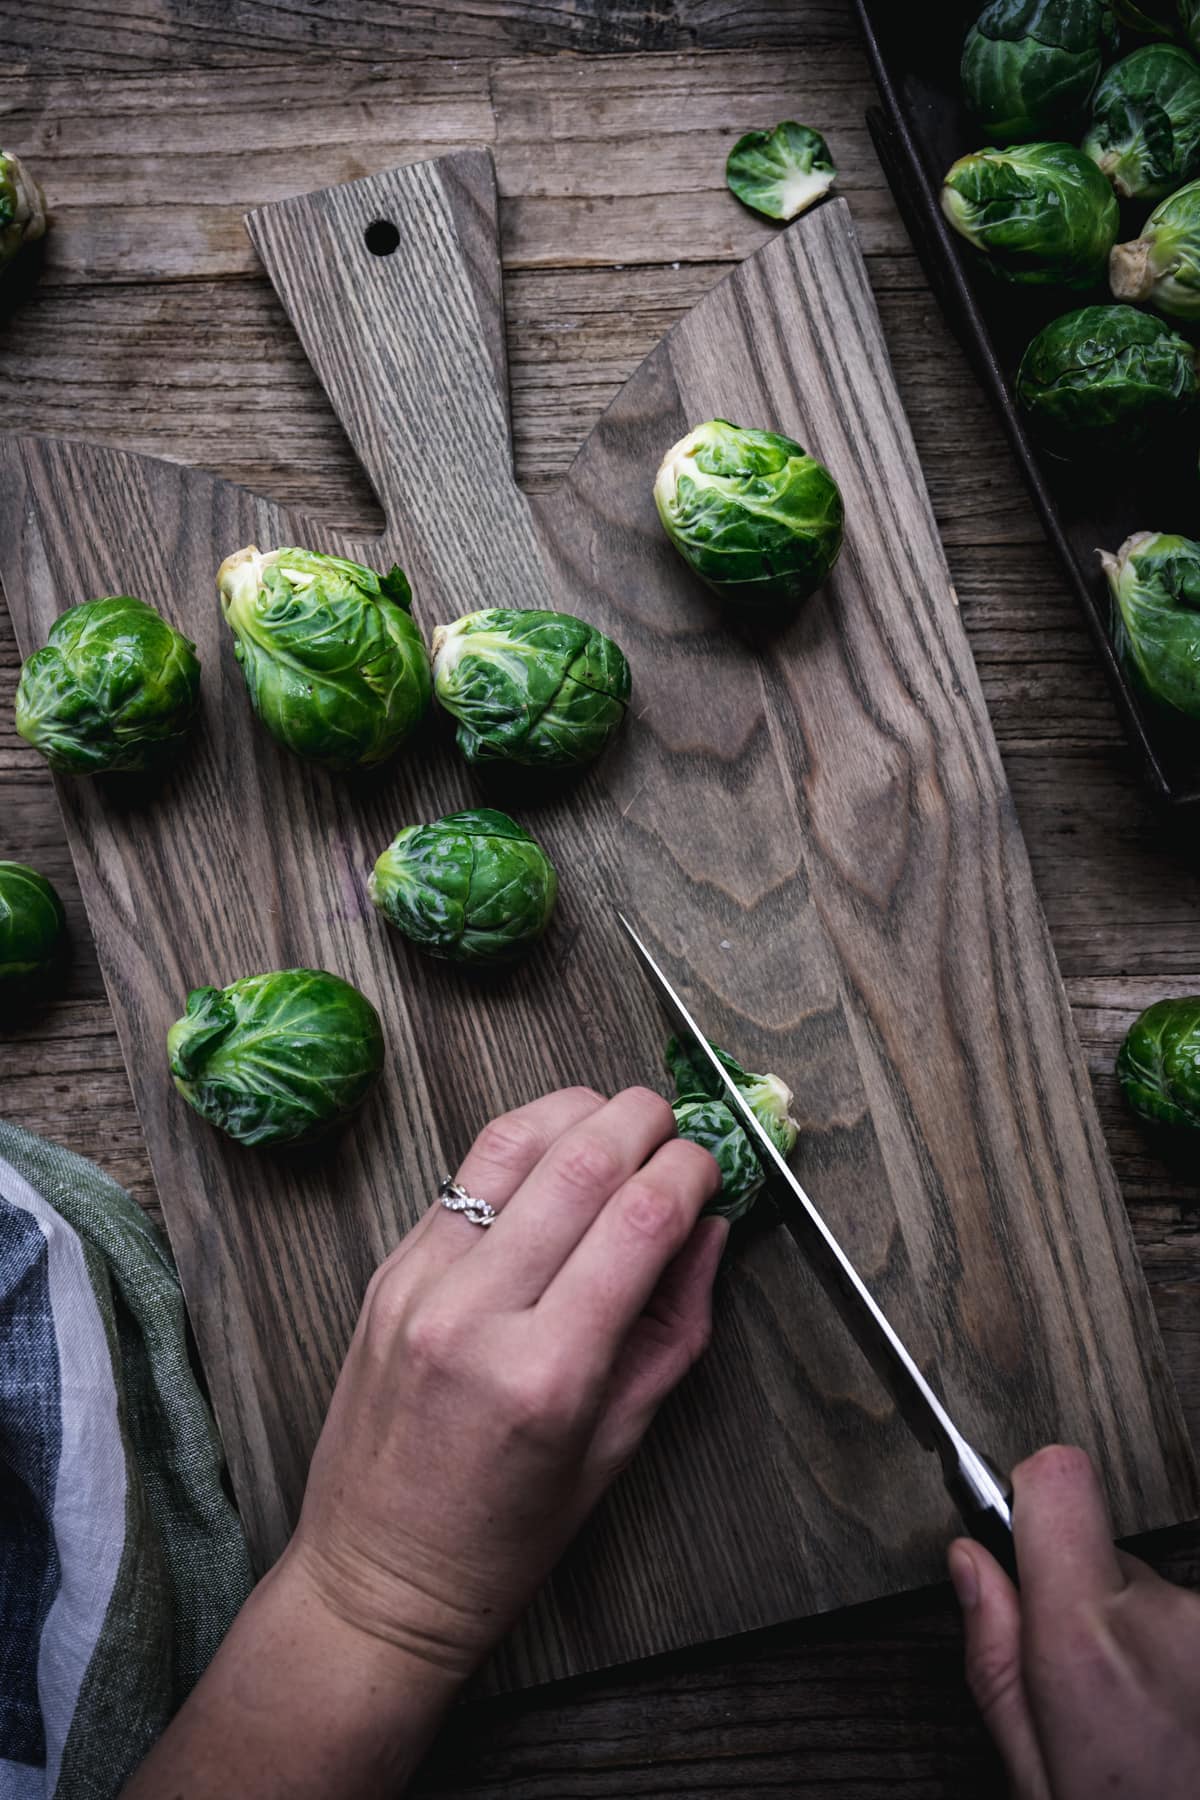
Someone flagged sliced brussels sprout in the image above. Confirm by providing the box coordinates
[1015,303,1198,451]
[218,546,431,771]
[369,809,558,964]
[725,122,836,222]
[431,609,630,767]
[941,141,1118,286]
[167,968,385,1147]
[1083,44,1200,200]
[1110,176,1200,318]
[961,0,1116,142]
[666,1034,799,1223]
[654,419,843,609]
[1117,996,1200,1130]
[0,861,66,996]
[1100,530,1200,716]
[0,150,46,272]
[15,595,201,776]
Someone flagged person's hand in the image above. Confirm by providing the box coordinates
[286,1081,726,1679]
[949,1444,1200,1800]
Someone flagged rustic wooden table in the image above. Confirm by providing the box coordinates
[2,3,1198,1794]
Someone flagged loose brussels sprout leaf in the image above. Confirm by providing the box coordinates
[431,609,630,767]
[666,1034,799,1223]
[961,0,1116,142]
[14,595,201,776]
[725,122,836,222]
[218,546,431,771]
[1100,530,1200,716]
[369,808,558,964]
[167,968,385,1147]
[1083,44,1200,200]
[941,141,1118,286]
[1184,1,1200,54]
[654,419,843,609]
[0,861,66,996]
[1117,996,1200,1130]
[1110,175,1200,318]
[1114,0,1181,35]
[1015,303,1198,452]
[0,149,46,273]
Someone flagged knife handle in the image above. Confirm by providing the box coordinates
[945,1451,1018,1584]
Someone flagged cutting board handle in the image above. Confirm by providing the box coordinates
[245,150,549,616]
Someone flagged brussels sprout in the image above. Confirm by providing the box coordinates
[725,122,836,222]
[1110,176,1200,318]
[961,0,1116,142]
[218,546,431,771]
[654,419,843,609]
[940,142,1118,286]
[167,968,385,1147]
[1015,304,1198,451]
[431,609,630,767]
[369,809,558,964]
[0,149,46,272]
[1099,530,1200,716]
[15,595,201,776]
[1083,44,1200,199]
[0,862,66,996]
[1117,996,1200,1129]
[666,1035,799,1223]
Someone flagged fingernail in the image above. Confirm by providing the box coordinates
[948,1542,979,1611]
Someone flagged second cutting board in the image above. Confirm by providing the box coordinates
[0,150,1194,1691]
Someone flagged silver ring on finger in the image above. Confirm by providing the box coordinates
[437,1175,497,1228]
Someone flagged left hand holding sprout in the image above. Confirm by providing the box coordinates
[218,546,431,771]
[725,122,836,222]
[369,809,558,964]
[940,142,1118,287]
[654,419,843,610]
[0,150,46,273]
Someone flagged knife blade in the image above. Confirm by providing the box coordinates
[617,909,1015,1572]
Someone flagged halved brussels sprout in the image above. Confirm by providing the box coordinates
[218,546,431,771]
[0,150,46,272]
[725,122,836,222]
[1015,304,1198,451]
[1083,44,1200,200]
[961,0,1116,142]
[1117,996,1200,1130]
[167,968,385,1147]
[1110,176,1200,318]
[15,595,201,775]
[654,419,843,609]
[941,141,1118,286]
[0,862,66,995]
[666,1035,799,1223]
[369,809,558,964]
[1100,530,1200,716]
[431,609,630,767]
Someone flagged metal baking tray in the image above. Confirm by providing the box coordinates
[855,0,1200,806]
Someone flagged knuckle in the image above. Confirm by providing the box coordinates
[493,1361,582,1442]
[619,1177,687,1244]
[966,1641,1024,1722]
[618,1085,677,1137]
[472,1112,541,1175]
[553,1133,622,1197]
[402,1305,463,1375]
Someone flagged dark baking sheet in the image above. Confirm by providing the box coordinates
[855,0,1200,806]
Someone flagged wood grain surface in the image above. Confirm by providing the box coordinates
[2,145,1195,1691]
[4,6,1200,1790]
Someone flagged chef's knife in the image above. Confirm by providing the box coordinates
[617,910,1016,1574]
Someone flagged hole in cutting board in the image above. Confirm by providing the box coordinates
[364,219,400,257]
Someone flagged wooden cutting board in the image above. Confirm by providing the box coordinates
[1,150,1195,1691]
